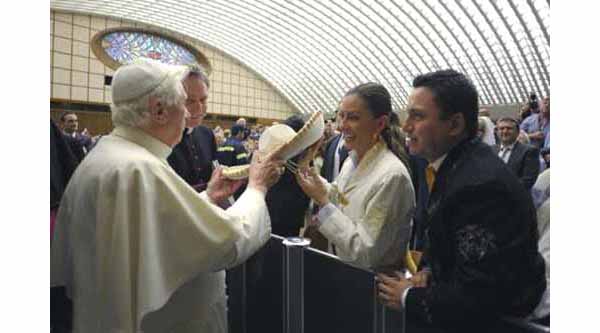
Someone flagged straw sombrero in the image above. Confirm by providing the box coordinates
[222,111,324,180]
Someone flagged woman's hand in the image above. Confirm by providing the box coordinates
[295,166,329,206]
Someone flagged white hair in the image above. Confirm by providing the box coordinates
[478,116,496,146]
[111,67,189,127]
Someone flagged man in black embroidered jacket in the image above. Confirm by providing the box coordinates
[377,70,545,332]
[167,65,217,193]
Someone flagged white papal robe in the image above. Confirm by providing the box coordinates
[316,141,415,270]
[51,126,271,333]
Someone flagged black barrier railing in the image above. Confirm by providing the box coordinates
[228,235,549,333]
[303,245,404,333]
[230,235,402,333]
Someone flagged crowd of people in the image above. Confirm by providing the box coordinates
[50,58,550,333]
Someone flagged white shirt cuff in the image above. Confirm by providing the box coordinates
[315,202,336,227]
[198,190,215,205]
[402,286,413,308]
[244,186,267,200]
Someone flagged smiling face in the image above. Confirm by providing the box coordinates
[338,94,384,159]
[182,76,208,128]
[402,87,456,162]
[497,120,519,146]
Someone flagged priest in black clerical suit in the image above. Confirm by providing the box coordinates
[168,125,217,192]
[167,64,216,192]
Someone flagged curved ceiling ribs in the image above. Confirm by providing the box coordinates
[51,0,550,114]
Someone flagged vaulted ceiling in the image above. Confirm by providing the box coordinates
[51,0,550,115]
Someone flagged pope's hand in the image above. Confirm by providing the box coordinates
[206,167,244,204]
[295,167,329,206]
[248,152,284,194]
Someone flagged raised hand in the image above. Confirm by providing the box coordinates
[295,166,329,206]
[248,152,284,194]
[206,167,245,204]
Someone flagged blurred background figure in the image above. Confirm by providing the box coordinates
[213,126,226,146]
[477,115,496,146]
[217,125,249,167]
[320,109,349,183]
[59,111,92,160]
[493,117,540,190]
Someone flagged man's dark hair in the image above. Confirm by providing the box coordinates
[284,115,305,132]
[497,117,519,131]
[60,111,76,122]
[412,69,479,139]
[231,125,244,137]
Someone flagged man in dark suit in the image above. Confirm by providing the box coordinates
[377,70,546,332]
[167,65,217,193]
[60,112,92,161]
[320,111,349,182]
[493,117,540,190]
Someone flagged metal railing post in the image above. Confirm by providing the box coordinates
[282,237,311,333]
[373,280,405,333]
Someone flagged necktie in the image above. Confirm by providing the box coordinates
[425,165,436,193]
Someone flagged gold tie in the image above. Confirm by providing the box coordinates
[425,164,436,192]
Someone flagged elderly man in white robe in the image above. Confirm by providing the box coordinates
[51,58,283,333]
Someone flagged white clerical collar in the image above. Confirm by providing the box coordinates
[429,154,447,172]
[112,126,172,160]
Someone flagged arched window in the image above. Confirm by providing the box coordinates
[91,28,211,72]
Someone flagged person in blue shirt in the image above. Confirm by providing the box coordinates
[520,96,550,149]
[217,124,249,166]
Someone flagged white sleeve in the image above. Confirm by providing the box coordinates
[222,187,271,267]
[317,172,414,269]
